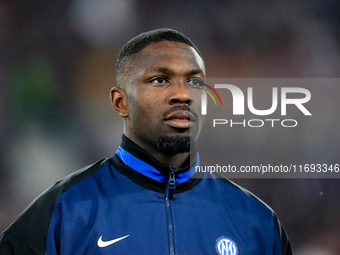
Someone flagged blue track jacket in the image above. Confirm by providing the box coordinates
[0,135,292,254]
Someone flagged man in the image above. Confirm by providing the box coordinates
[0,28,292,255]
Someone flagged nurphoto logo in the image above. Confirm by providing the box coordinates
[199,83,223,115]
[200,83,312,128]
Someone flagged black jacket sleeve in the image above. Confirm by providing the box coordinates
[0,159,107,255]
[0,232,39,255]
[274,214,293,255]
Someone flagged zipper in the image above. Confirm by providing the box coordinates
[165,167,177,255]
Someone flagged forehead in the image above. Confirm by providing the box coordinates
[130,41,205,74]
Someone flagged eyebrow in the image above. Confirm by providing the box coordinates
[187,69,205,76]
[144,66,205,76]
[144,66,174,75]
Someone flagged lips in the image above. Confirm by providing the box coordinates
[163,111,195,128]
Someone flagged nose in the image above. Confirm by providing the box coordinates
[168,80,192,105]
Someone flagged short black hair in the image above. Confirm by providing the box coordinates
[116,28,203,80]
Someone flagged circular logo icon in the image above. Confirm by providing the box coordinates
[215,236,239,255]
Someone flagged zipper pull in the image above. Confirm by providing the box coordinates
[168,169,176,190]
[167,167,177,200]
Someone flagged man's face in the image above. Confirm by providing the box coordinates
[121,41,205,154]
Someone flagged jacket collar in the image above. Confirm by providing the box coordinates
[116,135,200,183]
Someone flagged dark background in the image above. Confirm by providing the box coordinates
[1,1,340,254]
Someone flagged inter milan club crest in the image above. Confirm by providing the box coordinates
[215,236,239,255]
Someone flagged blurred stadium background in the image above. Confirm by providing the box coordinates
[1,0,340,254]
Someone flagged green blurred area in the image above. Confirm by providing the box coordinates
[10,53,58,121]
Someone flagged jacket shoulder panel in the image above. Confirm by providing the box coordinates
[212,173,292,255]
[1,159,109,254]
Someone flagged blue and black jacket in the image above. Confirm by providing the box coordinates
[0,135,292,254]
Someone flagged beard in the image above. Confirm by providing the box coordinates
[157,135,196,155]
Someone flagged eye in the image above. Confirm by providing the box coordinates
[187,78,205,88]
[148,77,168,85]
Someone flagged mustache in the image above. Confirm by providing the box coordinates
[162,105,199,120]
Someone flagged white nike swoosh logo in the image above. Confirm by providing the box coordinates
[97,235,129,247]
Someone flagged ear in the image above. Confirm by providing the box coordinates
[110,87,128,117]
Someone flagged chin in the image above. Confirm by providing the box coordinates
[157,135,196,155]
